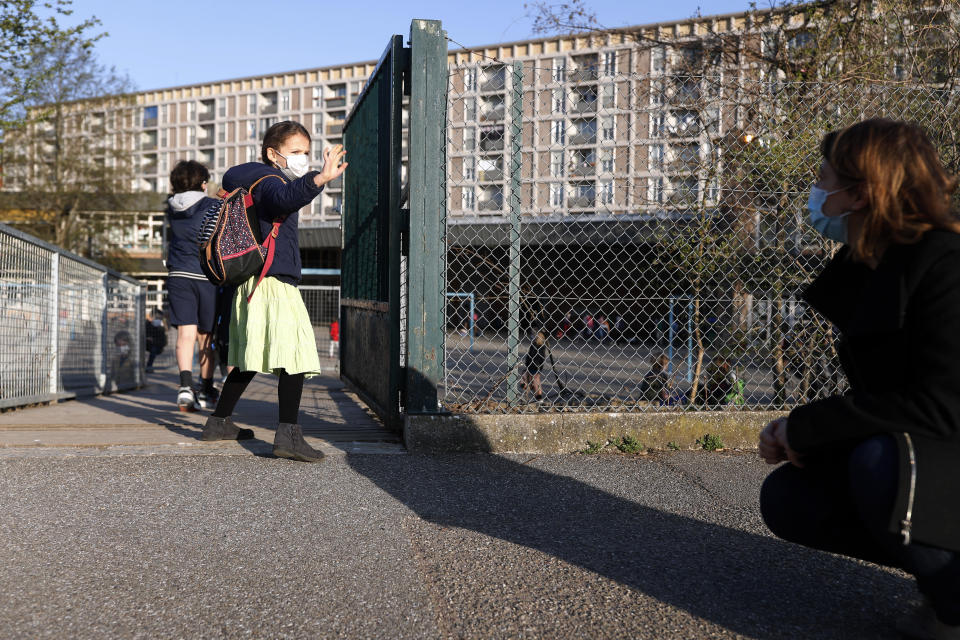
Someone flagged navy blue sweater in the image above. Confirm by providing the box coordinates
[221,163,324,285]
[165,192,219,278]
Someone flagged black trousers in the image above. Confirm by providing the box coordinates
[760,434,960,624]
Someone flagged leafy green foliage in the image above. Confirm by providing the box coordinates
[697,433,724,451]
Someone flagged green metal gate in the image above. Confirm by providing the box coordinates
[341,20,446,430]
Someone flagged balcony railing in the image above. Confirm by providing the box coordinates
[140,140,158,151]
[570,100,597,114]
[260,104,278,115]
[479,107,505,122]
[571,162,595,177]
[569,132,597,145]
[477,169,504,182]
[326,177,343,189]
[480,78,506,93]
[325,207,342,216]
[142,117,157,128]
[568,195,596,208]
[569,68,598,83]
[325,97,346,108]
[198,111,215,121]
[478,199,503,211]
[327,123,344,136]
[479,138,505,152]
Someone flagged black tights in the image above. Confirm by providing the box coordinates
[212,368,305,425]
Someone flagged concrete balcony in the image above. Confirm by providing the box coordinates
[327,123,344,136]
[569,132,597,146]
[479,107,505,122]
[480,78,506,93]
[570,101,597,114]
[477,169,504,182]
[478,199,503,211]
[568,195,595,208]
[325,97,347,109]
[571,163,595,177]
[478,138,505,152]
[569,68,598,83]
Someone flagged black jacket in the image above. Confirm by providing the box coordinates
[165,192,219,277]
[221,162,324,285]
[789,229,960,551]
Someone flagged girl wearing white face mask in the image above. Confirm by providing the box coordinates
[759,119,960,636]
[200,121,347,463]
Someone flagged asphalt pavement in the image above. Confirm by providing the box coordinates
[0,446,919,639]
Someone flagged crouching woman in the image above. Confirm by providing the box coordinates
[759,119,960,637]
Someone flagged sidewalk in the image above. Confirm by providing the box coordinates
[0,369,401,454]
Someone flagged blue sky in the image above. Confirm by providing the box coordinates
[68,0,754,90]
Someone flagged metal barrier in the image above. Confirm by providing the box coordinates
[442,70,960,413]
[144,286,342,376]
[0,222,145,409]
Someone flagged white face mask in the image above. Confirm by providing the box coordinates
[807,184,853,244]
[274,150,310,180]
[118,344,130,355]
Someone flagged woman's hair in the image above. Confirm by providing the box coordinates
[261,120,311,164]
[169,160,209,194]
[534,331,547,346]
[820,118,960,261]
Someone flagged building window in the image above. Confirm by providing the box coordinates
[187,126,196,146]
[313,199,323,216]
[217,124,226,143]
[217,148,225,168]
[248,120,257,140]
[463,97,476,122]
[311,114,323,136]
[600,149,614,173]
[281,89,291,112]
[160,129,168,148]
[651,46,667,73]
[463,68,477,92]
[551,120,566,145]
[217,98,226,118]
[601,83,615,109]
[552,89,566,114]
[649,144,664,169]
[463,127,476,152]
[551,151,564,178]
[552,57,566,83]
[600,180,614,205]
[550,183,564,207]
[160,104,168,124]
[187,102,197,121]
[313,141,323,162]
[652,177,664,204]
[463,156,475,181]
[312,87,322,108]
[248,94,258,115]
[259,117,276,135]
[652,114,666,137]
[601,116,614,141]
[247,145,258,163]
[603,51,617,76]
[462,186,475,210]
[159,154,168,174]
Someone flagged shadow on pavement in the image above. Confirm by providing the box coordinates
[345,449,912,638]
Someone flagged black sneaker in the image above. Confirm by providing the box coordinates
[273,423,325,462]
[177,386,201,412]
[197,386,219,410]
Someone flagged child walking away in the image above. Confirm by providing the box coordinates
[165,160,220,411]
[521,330,548,403]
[201,121,348,462]
[639,354,671,405]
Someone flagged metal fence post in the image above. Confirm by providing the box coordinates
[100,272,109,392]
[406,19,447,414]
[48,253,59,396]
[505,61,524,405]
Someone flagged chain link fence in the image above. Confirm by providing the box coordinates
[0,223,145,409]
[442,63,960,413]
[145,285,342,376]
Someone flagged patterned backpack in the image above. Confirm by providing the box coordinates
[197,174,286,302]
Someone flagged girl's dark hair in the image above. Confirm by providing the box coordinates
[821,118,960,261]
[261,120,310,164]
[169,160,210,194]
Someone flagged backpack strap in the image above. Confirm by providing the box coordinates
[243,174,288,303]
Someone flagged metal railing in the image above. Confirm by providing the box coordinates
[443,67,960,413]
[0,223,145,409]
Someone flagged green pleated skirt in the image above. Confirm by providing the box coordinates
[228,276,322,377]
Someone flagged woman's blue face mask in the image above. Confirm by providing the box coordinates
[807,184,853,243]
